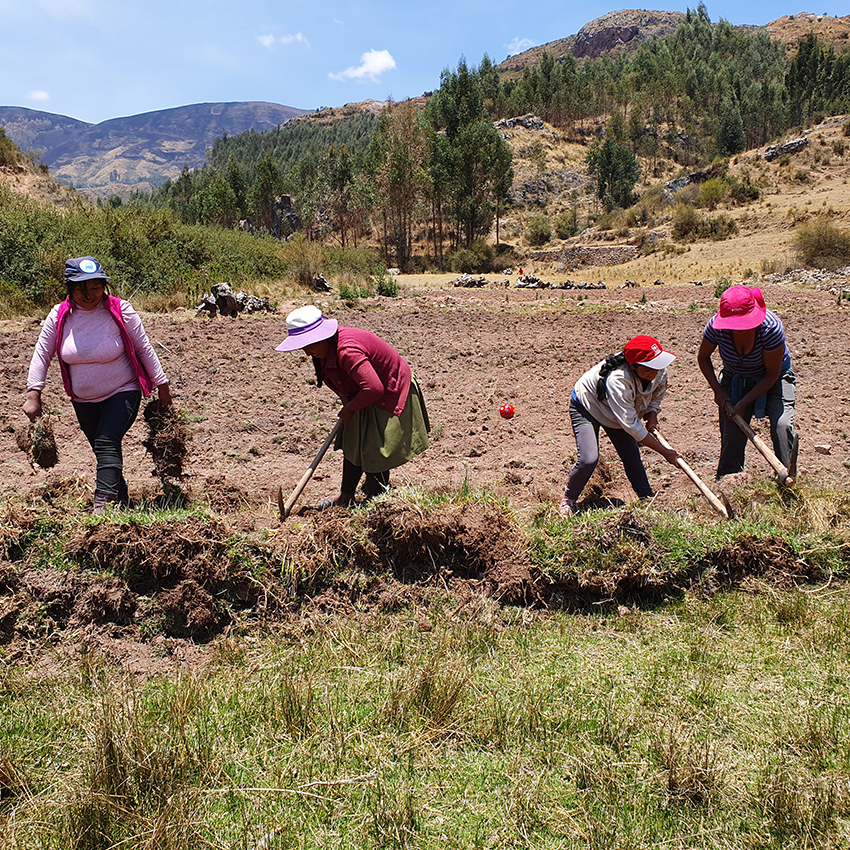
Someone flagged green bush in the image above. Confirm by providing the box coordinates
[795,217,850,269]
[726,174,760,204]
[374,265,398,297]
[704,213,738,240]
[449,242,494,274]
[714,276,733,298]
[525,215,552,246]
[554,209,579,239]
[698,178,727,209]
[671,204,702,240]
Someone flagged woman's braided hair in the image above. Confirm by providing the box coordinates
[596,352,627,402]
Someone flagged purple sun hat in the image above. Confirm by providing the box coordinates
[275,305,338,351]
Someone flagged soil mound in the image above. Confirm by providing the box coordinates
[65,516,259,638]
[293,498,538,605]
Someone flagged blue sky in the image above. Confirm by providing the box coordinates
[1,1,847,125]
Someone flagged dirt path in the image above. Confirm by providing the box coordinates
[3,282,849,525]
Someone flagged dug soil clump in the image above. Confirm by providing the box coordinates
[300,499,539,605]
[142,400,189,481]
[15,417,57,469]
[66,516,266,639]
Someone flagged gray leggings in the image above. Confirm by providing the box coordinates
[565,397,653,503]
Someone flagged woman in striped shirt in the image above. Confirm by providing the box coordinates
[697,285,795,479]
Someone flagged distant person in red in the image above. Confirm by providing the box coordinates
[276,306,430,507]
[559,335,681,517]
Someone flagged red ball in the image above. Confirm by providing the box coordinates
[499,403,515,419]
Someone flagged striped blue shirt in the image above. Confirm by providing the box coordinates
[703,310,791,378]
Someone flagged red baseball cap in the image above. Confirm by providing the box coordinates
[623,335,676,369]
[713,285,767,330]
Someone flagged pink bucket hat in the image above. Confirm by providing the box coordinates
[713,285,767,331]
[275,306,338,351]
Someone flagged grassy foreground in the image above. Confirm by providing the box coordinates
[2,483,850,849]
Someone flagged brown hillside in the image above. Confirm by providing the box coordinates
[767,12,850,55]
[0,141,80,209]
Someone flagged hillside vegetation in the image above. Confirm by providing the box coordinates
[3,7,850,311]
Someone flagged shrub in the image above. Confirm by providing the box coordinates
[795,217,850,269]
[698,178,728,210]
[672,204,702,241]
[726,175,760,204]
[374,265,398,297]
[525,216,552,246]
[449,241,494,274]
[714,276,733,298]
[554,209,579,239]
[704,214,738,240]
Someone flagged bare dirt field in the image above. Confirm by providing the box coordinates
[3,280,849,523]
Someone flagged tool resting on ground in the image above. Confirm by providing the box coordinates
[722,400,794,487]
[278,419,344,521]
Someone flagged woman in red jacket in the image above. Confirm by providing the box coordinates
[276,306,429,507]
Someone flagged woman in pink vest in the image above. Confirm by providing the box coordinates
[23,256,172,512]
[276,306,429,508]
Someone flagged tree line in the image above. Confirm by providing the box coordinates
[127,4,850,268]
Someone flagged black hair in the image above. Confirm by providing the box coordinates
[310,331,339,388]
[596,351,628,402]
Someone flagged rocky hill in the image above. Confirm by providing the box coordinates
[497,9,687,76]
[767,12,850,54]
[497,10,850,76]
[0,102,309,200]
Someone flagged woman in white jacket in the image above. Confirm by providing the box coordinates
[559,335,681,516]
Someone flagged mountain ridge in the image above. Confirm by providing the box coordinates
[0,101,309,199]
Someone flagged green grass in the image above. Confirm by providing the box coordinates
[2,480,850,847]
[2,586,850,848]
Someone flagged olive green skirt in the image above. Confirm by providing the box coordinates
[336,376,430,473]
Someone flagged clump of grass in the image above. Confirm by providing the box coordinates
[795,216,850,269]
[142,400,190,481]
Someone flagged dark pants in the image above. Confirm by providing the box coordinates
[565,397,653,503]
[72,390,141,499]
[718,370,796,478]
[341,458,390,499]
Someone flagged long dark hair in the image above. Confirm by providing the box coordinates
[596,352,627,402]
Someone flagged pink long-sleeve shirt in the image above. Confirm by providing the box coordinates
[27,298,168,403]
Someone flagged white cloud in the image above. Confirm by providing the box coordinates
[26,90,50,103]
[279,32,308,46]
[333,18,344,25]
[258,32,309,48]
[505,37,535,55]
[329,49,395,83]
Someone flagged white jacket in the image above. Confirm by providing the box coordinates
[573,359,668,441]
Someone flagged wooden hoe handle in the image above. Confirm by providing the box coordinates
[723,401,794,486]
[278,419,344,521]
[655,429,729,519]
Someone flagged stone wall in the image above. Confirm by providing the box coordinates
[529,245,639,267]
